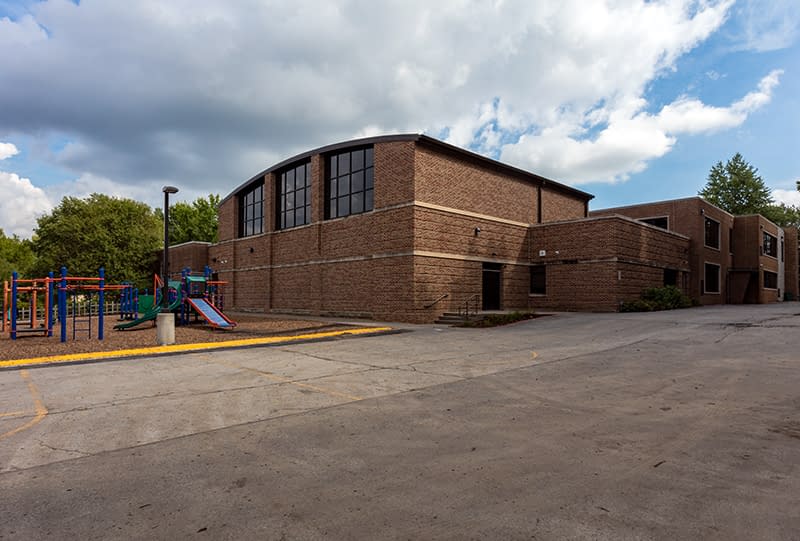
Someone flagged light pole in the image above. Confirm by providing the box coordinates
[162,185,178,311]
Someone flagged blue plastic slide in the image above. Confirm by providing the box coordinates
[186,298,237,329]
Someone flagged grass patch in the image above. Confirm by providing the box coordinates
[457,311,540,328]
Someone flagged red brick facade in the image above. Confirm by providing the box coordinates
[527,216,690,311]
[167,136,796,323]
[591,198,798,305]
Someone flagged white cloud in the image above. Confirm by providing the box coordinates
[730,0,800,52]
[501,70,782,183]
[0,0,785,216]
[0,142,19,160]
[0,171,52,238]
[772,188,800,207]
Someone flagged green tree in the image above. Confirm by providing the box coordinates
[156,194,220,244]
[0,229,37,281]
[763,203,800,228]
[32,194,162,288]
[699,153,774,215]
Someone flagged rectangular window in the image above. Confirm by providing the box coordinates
[326,146,374,219]
[641,216,668,229]
[763,232,777,257]
[729,228,733,254]
[764,231,778,257]
[277,161,311,230]
[764,270,778,289]
[238,181,264,237]
[530,265,546,295]
[704,217,720,249]
[704,262,720,294]
[663,268,678,287]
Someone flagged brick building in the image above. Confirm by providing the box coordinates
[166,135,687,321]
[168,135,795,322]
[591,197,797,305]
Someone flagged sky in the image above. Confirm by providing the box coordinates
[0,0,798,238]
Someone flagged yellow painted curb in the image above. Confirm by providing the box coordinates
[0,326,393,369]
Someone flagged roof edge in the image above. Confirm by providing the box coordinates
[220,134,422,204]
[221,133,594,204]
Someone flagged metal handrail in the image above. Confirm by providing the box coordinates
[423,293,449,309]
[458,294,480,320]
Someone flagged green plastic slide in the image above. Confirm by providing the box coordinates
[114,289,182,331]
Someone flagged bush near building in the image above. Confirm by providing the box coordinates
[620,286,693,312]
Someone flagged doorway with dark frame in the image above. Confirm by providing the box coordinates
[482,262,502,310]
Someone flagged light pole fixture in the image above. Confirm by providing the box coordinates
[162,185,179,311]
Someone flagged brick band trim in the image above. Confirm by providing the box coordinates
[413,201,530,227]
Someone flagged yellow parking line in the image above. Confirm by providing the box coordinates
[0,410,27,419]
[0,369,48,441]
[0,326,393,369]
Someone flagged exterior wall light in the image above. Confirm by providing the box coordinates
[474,227,481,236]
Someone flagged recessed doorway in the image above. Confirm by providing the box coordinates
[482,262,502,310]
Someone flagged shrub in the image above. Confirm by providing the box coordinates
[620,299,654,312]
[641,285,692,310]
[458,311,538,327]
[621,286,692,312]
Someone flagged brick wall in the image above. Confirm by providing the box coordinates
[527,216,690,311]
[732,215,781,304]
[167,242,210,275]
[591,197,734,303]
[413,206,528,261]
[217,196,237,242]
[414,143,538,224]
[541,187,586,222]
[375,141,415,208]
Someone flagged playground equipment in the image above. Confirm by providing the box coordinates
[114,266,235,331]
[2,267,134,342]
[2,272,55,338]
[113,276,182,331]
[179,267,236,330]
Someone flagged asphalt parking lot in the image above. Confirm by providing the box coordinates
[1,304,799,540]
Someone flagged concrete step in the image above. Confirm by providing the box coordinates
[434,312,486,325]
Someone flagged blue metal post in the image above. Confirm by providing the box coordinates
[60,267,67,343]
[180,268,187,325]
[47,271,54,337]
[11,271,18,340]
[98,267,105,340]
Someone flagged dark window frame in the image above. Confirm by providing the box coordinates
[238,181,264,238]
[325,146,374,220]
[530,265,546,295]
[640,216,669,230]
[704,262,720,294]
[763,270,778,289]
[663,268,678,287]
[276,160,312,230]
[763,231,778,258]
[704,217,720,250]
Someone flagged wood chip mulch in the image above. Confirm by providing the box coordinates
[0,313,361,362]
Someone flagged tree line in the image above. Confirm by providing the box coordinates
[1,194,219,289]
